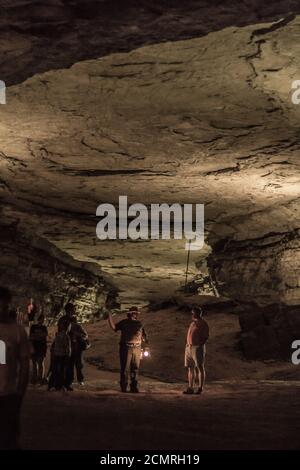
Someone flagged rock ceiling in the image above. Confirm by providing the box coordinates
[0,2,299,306]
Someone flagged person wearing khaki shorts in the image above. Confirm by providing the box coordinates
[183,307,209,395]
[185,344,205,369]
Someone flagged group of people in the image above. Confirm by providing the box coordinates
[108,304,209,395]
[30,302,89,391]
[51,303,89,390]
[0,285,209,450]
[7,296,89,392]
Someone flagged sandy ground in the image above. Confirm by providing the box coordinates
[84,307,300,382]
[21,307,300,450]
[22,368,300,450]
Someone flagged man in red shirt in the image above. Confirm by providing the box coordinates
[183,306,209,395]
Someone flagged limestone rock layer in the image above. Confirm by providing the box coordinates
[0,6,299,341]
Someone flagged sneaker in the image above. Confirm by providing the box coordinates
[78,382,85,386]
[130,386,139,393]
[66,386,74,392]
[195,387,203,395]
[183,388,194,395]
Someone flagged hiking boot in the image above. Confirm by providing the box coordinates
[183,387,194,395]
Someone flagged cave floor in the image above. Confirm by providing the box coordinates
[21,368,300,450]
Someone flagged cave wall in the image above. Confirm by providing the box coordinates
[238,304,300,360]
[0,220,113,322]
[0,3,299,360]
[208,230,300,358]
[208,230,300,306]
[208,230,300,307]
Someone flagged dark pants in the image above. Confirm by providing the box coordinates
[0,395,22,450]
[48,356,68,390]
[66,350,84,386]
[119,344,141,390]
[31,356,46,384]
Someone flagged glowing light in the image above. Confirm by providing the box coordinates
[141,347,151,359]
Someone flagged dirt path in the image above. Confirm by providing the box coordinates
[21,367,300,450]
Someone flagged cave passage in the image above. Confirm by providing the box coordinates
[0,0,300,453]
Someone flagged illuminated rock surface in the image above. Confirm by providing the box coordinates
[0,2,299,352]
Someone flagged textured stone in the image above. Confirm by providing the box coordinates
[1,1,300,86]
[0,216,113,321]
[0,16,300,307]
[239,304,300,359]
[209,231,300,307]
[239,311,265,333]
[241,325,281,360]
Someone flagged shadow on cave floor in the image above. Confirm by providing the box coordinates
[2,0,300,85]
[22,370,300,450]
[22,307,300,449]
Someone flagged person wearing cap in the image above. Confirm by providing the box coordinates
[108,306,147,393]
[183,306,209,395]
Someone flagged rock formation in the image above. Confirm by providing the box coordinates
[0,2,299,356]
[0,214,112,321]
[2,0,300,86]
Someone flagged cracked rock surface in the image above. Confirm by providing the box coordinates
[0,218,111,321]
[1,0,300,86]
[0,5,299,349]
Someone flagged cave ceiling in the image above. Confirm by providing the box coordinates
[0,1,299,305]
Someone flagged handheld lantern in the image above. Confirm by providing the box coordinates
[141,347,151,359]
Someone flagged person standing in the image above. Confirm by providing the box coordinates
[67,315,89,387]
[59,303,88,390]
[29,314,48,385]
[56,302,74,390]
[57,302,74,331]
[0,286,30,450]
[183,306,209,395]
[27,298,38,327]
[48,321,71,391]
[108,306,147,393]
[16,307,27,327]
